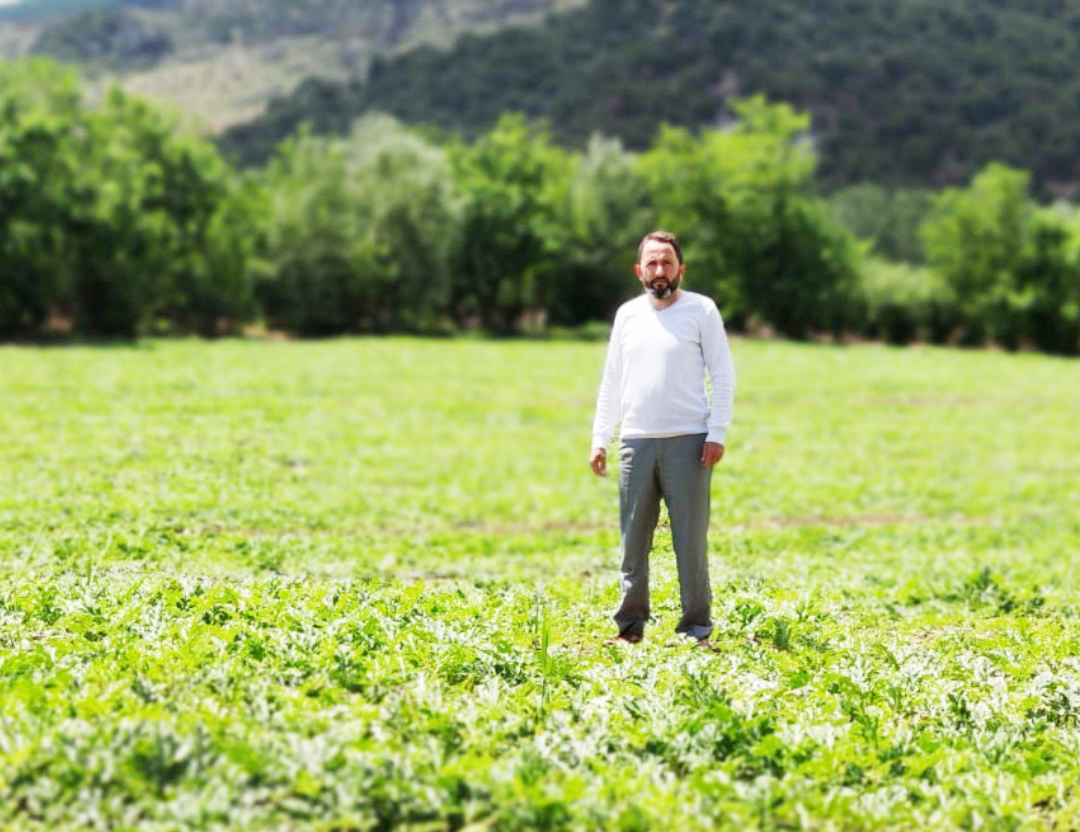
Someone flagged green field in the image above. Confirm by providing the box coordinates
[2,338,1079,830]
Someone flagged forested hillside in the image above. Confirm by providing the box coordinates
[7,0,1080,191]
[0,0,584,129]
[218,0,1080,194]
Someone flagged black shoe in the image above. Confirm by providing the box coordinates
[605,631,642,645]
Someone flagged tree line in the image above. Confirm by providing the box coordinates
[2,59,1078,354]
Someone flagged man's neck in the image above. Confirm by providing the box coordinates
[646,288,682,310]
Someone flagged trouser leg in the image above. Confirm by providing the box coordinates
[614,439,660,638]
[660,433,713,639]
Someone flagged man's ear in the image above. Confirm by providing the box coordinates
[633,263,642,278]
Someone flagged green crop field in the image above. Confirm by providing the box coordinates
[2,338,1079,830]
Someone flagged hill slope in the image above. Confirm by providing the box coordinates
[0,0,586,131]
[0,0,134,24]
[218,0,1080,193]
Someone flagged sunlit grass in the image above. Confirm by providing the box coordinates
[1,338,1079,829]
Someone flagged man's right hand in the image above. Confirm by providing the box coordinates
[589,447,607,477]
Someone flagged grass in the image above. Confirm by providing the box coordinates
[1,337,1079,830]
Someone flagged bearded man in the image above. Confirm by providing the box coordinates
[589,230,736,645]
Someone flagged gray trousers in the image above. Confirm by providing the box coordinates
[614,433,713,640]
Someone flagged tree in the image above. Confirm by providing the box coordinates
[257,130,386,335]
[67,89,255,337]
[551,134,655,326]
[449,114,573,333]
[31,8,173,70]
[256,116,461,335]
[0,60,257,339]
[0,59,83,338]
[342,115,462,333]
[1014,205,1080,355]
[921,163,1031,346]
[640,96,858,336]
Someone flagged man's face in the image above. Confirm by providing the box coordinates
[635,240,685,298]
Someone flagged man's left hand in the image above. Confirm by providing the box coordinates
[701,442,725,467]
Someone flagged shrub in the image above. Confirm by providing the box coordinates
[856,257,955,344]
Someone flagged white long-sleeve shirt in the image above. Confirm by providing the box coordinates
[591,291,735,448]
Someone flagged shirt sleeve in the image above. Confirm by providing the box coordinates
[701,300,735,445]
[590,311,624,449]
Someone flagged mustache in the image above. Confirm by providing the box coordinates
[646,275,679,298]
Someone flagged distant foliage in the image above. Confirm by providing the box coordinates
[827,185,936,265]
[256,117,461,335]
[923,164,1080,353]
[2,58,1079,354]
[0,0,135,24]
[31,8,173,69]
[640,98,857,337]
[216,0,1080,196]
[218,78,364,171]
[184,0,562,46]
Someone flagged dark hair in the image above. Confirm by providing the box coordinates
[637,230,684,264]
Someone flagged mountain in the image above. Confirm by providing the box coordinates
[0,0,586,131]
[216,0,1080,195]
[7,0,1080,194]
[0,1,135,24]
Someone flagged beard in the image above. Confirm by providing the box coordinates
[646,276,680,299]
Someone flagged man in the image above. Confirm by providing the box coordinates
[589,230,735,645]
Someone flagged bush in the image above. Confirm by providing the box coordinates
[1014,205,1080,355]
[856,257,955,344]
[827,184,935,264]
[921,163,1080,354]
[921,163,1030,347]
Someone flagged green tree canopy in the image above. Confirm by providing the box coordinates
[256,116,461,335]
[0,58,256,338]
[448,113,573,334]
[922,163,1031,346]
[640,97,856,336]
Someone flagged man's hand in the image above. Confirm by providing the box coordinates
[589,447,607,477]
[701,442,725,467]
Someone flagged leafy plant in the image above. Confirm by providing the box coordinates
[1,338,1078,827]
